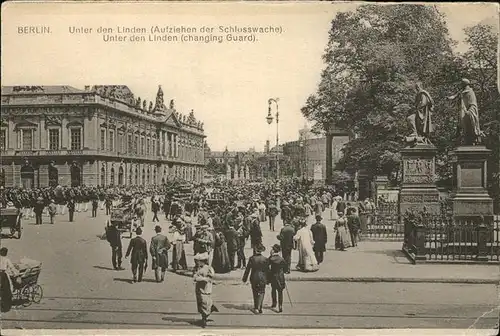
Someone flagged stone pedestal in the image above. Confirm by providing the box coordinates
[399,143,440,215]
[450,146,493,218]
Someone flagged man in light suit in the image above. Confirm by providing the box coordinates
[150,225,171,282]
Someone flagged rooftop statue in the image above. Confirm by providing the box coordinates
[406,82,434,145]
[149,101,153,112]
[169,99,175,110]
[142,100,147,110]
[155,85,165,110]
[447,78,484,146]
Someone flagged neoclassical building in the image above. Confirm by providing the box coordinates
[0,85,206,188]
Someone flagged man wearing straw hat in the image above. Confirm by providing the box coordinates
[193,252,219,328]
[242,244,269,314]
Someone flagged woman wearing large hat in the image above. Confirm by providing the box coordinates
[242,244,268,314]
[193,252,219,327]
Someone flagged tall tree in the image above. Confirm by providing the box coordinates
[302,4,457,180]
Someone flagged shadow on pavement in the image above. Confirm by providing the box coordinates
[93,265,116,271]
[113,277,134,284]
[168,269,194,278]
[222,303,253,311]
[161,315,203,327]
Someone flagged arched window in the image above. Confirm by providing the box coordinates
[110,167,115,186]
[21,165,35,189]
[118,166,124,185]
[142,169,146,185]
[0,168,4,187]
[135,167,138,185]
[70,164,82,187]
[100,167,106,187]
[48,165,58,187]
[146,168,150,185]
[129,166,133,185]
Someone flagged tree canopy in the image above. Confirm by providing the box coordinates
[302,4,498,192]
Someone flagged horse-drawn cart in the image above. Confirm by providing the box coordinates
[0,207,22,239]
[109,207,136,238]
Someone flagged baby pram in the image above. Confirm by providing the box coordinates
[12,259,43,307]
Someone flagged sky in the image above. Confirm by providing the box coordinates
[1,2,498,152]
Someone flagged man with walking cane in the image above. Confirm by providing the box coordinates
[125,227,148,283]
[267,244,287,313]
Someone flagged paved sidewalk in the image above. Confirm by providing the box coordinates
[184,213,499,284]
[207,241,499,284]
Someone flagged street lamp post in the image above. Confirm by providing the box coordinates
[266,98,280,180]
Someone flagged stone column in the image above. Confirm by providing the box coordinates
[7,119,14,150]
[175,135,179,158]
[449,146,493,218]
[399,143,440,215]
[39,117,46,149]
[61,118,68,149]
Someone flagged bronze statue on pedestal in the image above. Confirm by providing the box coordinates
[447,78,484,146]
[406,83,434,145]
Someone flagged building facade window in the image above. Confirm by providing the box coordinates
[48,128,60,150]
[109,130,115,152]
[152,139,156,156]
[70,128,82,150]
[128,134,133,153]
[20,129,34,150]
[141,137,145,155]
[100,129,106,150]
[0,129,6,150]
[146,138,150,156]
[134,135,139,154]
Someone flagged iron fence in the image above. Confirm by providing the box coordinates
[361,200,404,240]
[403,212,500,263]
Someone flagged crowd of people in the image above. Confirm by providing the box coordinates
[0,179,377,326]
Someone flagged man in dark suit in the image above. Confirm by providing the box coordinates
[242,244,269,314]
[67,199,75,222]
[249,213,263,251]
[224,224,239,270]
[125,227,148,283]
[106,221,124,270]
[310,215,327,264]
[267,244,287,313]
[347,208,361,247]
[150,225,171,282]
[277,221,295,273]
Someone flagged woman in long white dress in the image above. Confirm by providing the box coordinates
[293,221,319,272]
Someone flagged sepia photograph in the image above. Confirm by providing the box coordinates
[0,1,499,334]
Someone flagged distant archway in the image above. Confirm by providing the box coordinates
[0,168,4,187]
[21,165,35,189]
[100,167,106,187]
[110,167,115,186]
[48,165,58,187]
[70,165,81,187]
[118,166,124,186]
